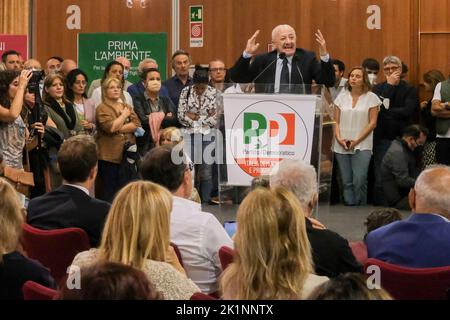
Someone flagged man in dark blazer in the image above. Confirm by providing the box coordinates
[270,159,362,278]
[371,55,419,206]
[229,24,335,93]
[27,135,110,247]
[367,165,450,268]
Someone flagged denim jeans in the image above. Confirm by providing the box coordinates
[335,150,372,206]
[373,139,392,206]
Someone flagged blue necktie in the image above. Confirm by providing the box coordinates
[280,57,290,93]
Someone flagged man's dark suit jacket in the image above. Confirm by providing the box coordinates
[229,49,335,93]
[306,218,363,278]
[27,185,110,247]
[372,80,419,141]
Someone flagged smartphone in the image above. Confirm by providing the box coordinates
[223,220,237,238]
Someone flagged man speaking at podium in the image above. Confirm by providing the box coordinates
[229,24,335,93]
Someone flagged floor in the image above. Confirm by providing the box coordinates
[203,202,411,242]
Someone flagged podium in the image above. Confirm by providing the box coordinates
[214,84,335,218]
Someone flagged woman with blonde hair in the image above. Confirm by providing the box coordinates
[95,76,140,202]
[220,187,328,300]
[72,180,200,300]
[0,178,55,299]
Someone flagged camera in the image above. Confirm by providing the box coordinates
[27,70,45,92]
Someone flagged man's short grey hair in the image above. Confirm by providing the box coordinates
[383,55,402,67]
[138,58,158,74]
[271,24,295,41]
[414,165,450,216]
[270,159,317,210]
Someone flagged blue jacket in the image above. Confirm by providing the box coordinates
[366,213,450,268]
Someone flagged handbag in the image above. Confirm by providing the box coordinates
[43,126,65,150]
[4,166,35,196]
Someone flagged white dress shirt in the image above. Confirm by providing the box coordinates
[170,196,234,294]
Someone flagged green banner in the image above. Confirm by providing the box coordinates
[78,33,167,86]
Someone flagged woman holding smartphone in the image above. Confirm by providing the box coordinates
[333,66,381,206]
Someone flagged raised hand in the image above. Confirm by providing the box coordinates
[18,69,33,89]
[315,29,328,56]
[245,30,261,56]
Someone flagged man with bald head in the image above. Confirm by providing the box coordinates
[60,59,77,78]
[229,24,335,93]
[367,165,450,268]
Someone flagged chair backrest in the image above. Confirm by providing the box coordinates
[365,258,450,300]
[170,242,184,268]
[22,281,58,300]
[190,292,217,300]
[349,241,368,266]
[21,223,90,284]
[219,246,234,271]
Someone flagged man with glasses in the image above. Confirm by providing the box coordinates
[380,125,428,210]
[208,59,230,92]
[372,55,419,206]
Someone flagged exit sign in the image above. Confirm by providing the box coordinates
[190,6,203,22]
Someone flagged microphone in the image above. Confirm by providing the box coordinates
[252,52,286,83]
[293,54,306,94]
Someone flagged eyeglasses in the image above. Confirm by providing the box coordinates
[210,68,225,73]
[383,66,400,73]
[74,80,87,85]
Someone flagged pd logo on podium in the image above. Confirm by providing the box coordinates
[229,100,311,178]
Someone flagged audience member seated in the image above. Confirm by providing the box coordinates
[71,181,200,300]
[0,178,56,300]
[221,187,329,299]
[381,125,428,210]
[307,273,392,300]
[159,127,201,203]
[363,208,402,241]
[270,159,363,277]
[140,145,233,294]
[59,261,163,300]
[367,165,450,268]
[27,135,110,247]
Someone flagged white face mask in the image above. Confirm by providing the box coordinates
[147,80,161,92]
[368,73,377,85]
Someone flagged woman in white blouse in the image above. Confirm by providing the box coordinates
[333,66,381,206]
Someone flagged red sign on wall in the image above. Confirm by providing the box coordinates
[0,35,28,60]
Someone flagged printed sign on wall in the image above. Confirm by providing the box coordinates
[78,33,167,85]
[190,5,204,48]
[0,35,28,60]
